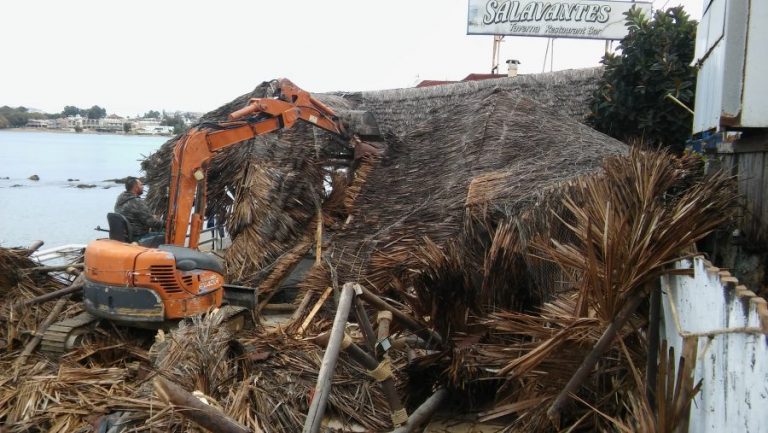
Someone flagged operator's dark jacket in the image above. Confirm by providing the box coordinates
[114,191,164,238]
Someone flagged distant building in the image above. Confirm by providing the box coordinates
[26,119,50,128]
[38,112,193,135]
[132,118,173,135]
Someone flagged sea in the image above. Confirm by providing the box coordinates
[0,130,167,249]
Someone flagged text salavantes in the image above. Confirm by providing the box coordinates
[482,1,612,24]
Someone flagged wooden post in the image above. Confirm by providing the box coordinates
[645,282,661,407]
[376,310,393,357]
[153,376,250,433]
[377,311,392,341]
[546,288,647,424]
[357,286,442,348]
[390,388,448,433]
[303,283,356,433]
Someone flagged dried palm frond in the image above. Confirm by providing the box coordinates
[534,150,736,322]
[614,338,701,433]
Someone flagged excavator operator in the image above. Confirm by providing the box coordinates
[114,176,164,245]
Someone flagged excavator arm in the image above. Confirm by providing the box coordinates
[165,78,355,247]
[68,79,380,343]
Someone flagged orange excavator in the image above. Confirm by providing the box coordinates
[41,79,380,354]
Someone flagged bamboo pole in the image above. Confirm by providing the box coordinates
[303,282,355,433]
[546,288,647,424]
[315,332,407,428]
[390,388,448,433]
[357,286,442,348]
[153,376,250,433]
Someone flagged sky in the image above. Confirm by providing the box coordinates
[0,0,703,117]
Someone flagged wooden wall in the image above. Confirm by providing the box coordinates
[714,132,768,244]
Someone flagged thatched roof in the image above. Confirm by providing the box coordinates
[140,68,610,297]
[355,67,602,136]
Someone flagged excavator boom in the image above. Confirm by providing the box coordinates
[165,78,358,248]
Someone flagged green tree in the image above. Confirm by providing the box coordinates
[161,113,187,134]
[123,122,132,133]
[0,106,30,127]
[0,114,9,129]
[143,110,161,119]
[62,106,81,117]
[86,105,107,119]
[589,6,697,152]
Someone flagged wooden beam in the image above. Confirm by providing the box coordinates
[153,376,250,433]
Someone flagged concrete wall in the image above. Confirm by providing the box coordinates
[660,256,768,433]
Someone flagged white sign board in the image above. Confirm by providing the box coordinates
[467,0,653,40]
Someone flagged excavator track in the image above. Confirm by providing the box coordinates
[40,304,251,358]
[40,312,99,356]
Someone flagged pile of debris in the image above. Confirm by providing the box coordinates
[0,68,737,432]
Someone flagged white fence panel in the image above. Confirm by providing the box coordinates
[660,257,768,433]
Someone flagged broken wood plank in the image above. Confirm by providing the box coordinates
[298,286,334,336]
[15,296,69,368]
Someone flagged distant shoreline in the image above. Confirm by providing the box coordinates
[0,127,173,138]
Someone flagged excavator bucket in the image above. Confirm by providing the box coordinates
[337,110,381,139]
